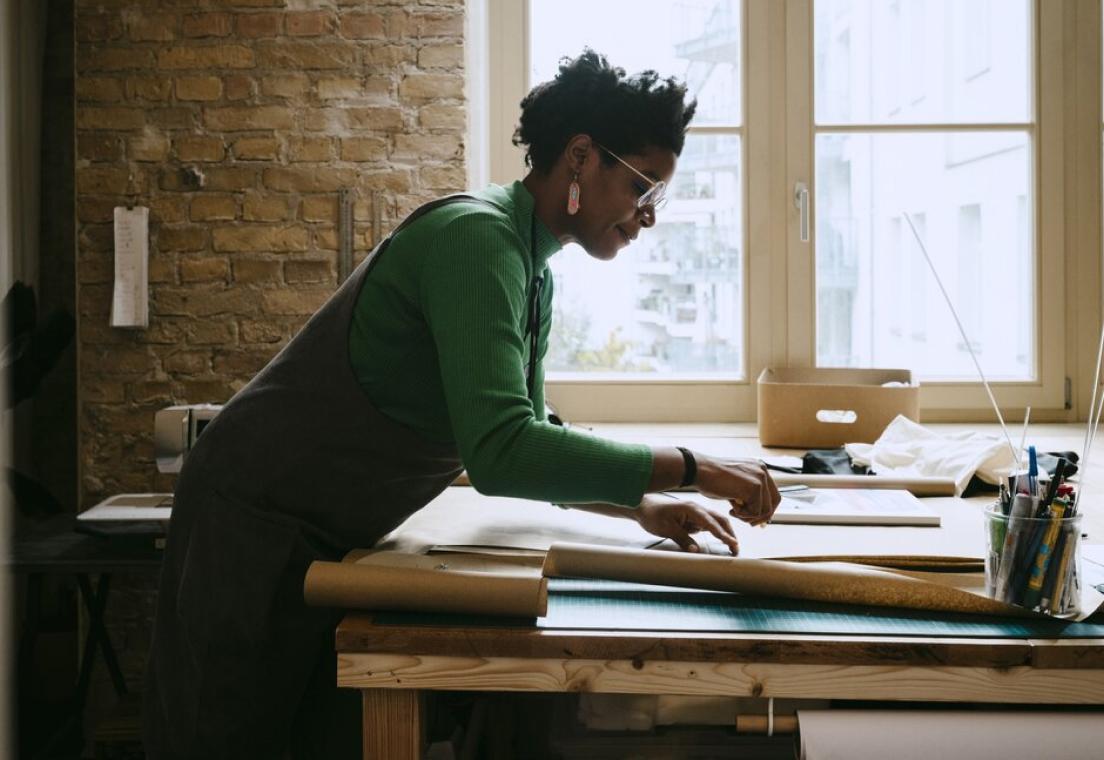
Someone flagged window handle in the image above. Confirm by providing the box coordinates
[794,182,809,243]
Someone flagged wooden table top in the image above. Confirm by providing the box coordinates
[336,613,1104,670]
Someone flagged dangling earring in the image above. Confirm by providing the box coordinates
[566,171,580,215]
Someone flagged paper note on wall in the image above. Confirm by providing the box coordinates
[111,206,149,328]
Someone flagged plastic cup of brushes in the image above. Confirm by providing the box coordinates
[985,500,1082,618]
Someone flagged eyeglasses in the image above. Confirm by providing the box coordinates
[595,142,668,211]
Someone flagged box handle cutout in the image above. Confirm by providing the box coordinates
[815,409,858,424]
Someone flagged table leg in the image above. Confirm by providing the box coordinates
[362,689,423,760]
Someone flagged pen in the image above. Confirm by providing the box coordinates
[1022,497,1067,610]
[995,493,1034,601]
[1027,445,1038,502]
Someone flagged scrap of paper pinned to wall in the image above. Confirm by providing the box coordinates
[542,542,1104,621]
[303,549,548,618]
[111,206,149,328]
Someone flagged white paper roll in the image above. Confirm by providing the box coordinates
[798,710,1104,760]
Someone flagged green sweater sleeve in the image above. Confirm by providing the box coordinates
[420,211,653,506]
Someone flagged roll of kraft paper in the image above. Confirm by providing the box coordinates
[797,710,1104,760]
[542,542,1030,617]
[304,550,548,618]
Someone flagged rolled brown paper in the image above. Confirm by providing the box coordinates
[542,542,1032,617]
[735,715,799,735]
[304,559,548,617]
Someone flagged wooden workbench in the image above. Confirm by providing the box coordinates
[335,423,1104,758]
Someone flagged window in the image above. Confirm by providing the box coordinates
[478,0,1092,421]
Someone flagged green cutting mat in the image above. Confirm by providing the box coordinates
[541,579,1104,638]
[373,579,1104,638]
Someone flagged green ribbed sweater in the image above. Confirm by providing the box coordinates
[348,181,652,507]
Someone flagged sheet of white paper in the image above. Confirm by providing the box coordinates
[111,206,149,328]
[772,489,940,526]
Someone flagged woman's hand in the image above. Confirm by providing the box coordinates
[634,495,741,555]
[693,456,782,526]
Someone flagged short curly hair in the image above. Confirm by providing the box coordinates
[513,49,697,173]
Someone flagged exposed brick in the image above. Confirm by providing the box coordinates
[149,107,194,130]
[339,12,385,39]
[174,136,225,162]
[316,77,362,100]
[212,348,277,375]
[129,380,174,405]
[77,197,118,224]
[399,73,463,100]
[204,106,295,131]
[363,44,416,67]
[417,43,463,69]
[263,167,357,193]
[80,224,115,253]
[175,76,222,101]
[184,318,237,345]
[127,13,176,42]
[127,76,173,102]
[240,318,285,342]
[157,45,255,70]
[300,196,337,222]
[285,259,334,284]
[76,14,124,43]
[212,225,309,252]
[420,165,465,189]
[224,75,254,101]
[203,167,257,192]
[345,107,403,131]
[76,77,124,103]
[162,350,210,374]
[154,286,261,317]
[232,258,282,283]
[180,257,230,283]
[232,136,280,161]
[256,41,357,70]
[260,288,330,316]
[78,134,123,162]
[287,136,333,162]
[130,133,171,162]
[418,104,465,130]
[314,226,338,251]
[286,11,334,37]
[236,12,282,39]
[190,194,237,221]
[411,11,463,38]
[78,46,156,72]
[358,169,414,194]
[392,133,462,160]
[260,74,309,98]
[158,226,208,253]
[77,107,145,131]
[76,167,131,195]
[149,196,189,224]
[243,194,293,222]
[340,137,388,162]
[182,13,233,38]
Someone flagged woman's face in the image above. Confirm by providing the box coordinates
[573,144,678,261]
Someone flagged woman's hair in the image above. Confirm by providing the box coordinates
[513,49,697,173]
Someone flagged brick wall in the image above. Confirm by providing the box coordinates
[73,0,466,702]
[75,0,466,506]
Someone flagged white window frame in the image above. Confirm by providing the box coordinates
[475,0,1100,424]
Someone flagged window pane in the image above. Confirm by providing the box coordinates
[529,0,742,126]
[815,0,1031,124]
[815,132,1034,380]
[546,134,744,376]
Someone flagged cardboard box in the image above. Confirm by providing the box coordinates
[757,367,919,449]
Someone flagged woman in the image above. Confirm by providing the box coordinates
[144,50,780,759]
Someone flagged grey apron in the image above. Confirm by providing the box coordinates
[143,195,508,759]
